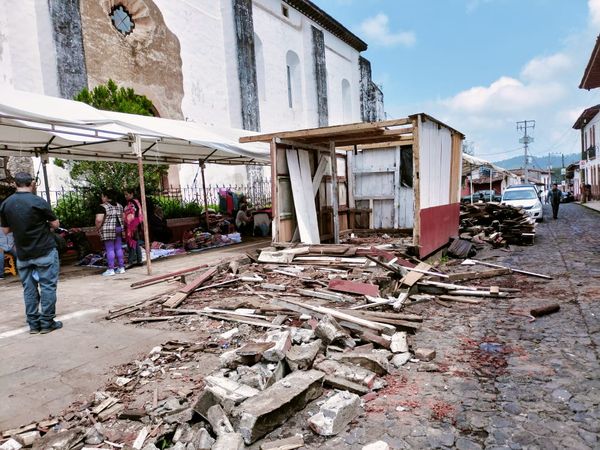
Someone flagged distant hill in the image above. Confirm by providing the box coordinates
[492,153,580,170]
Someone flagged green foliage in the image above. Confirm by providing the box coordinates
[53,191,97,228]
[63,79,167,192]
[151,196,204,219]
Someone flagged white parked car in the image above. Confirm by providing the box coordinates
[501,185,544,221]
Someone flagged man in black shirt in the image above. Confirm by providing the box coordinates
[547,183,562,220]
[0,172,62,334]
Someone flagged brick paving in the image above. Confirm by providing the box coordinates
[287,203,600,449]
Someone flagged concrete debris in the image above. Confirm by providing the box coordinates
[31,428,83,450]
[315,314,355,348]
[204,375,259,413]
[314,359,377,388]
[83,424,104,445]
[286,339,322,371]
[260,434,304,450]
[261,330,292,362]
[207,404,235,436]
[391,352,411,368]
[0,439,22,450]
[219,327,239,339]
[220,348,261,369]
[323,375,369,395]
[415,348,436,361]
[15,431,41,447]
[333,350,391,375]
[290,327,315,344]
[390,331,409,353]
[362,441,391,450]
[308,391,361,436]
[211,432,245,450]
[188,428,214,450]
[233,370,325,444]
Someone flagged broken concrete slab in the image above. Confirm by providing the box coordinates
[204,375,259,413]
[233,370,325,444]
[332,351,391,375]
[391,353,411,368]
[192,389,220,421]
[314,359,377,388]
[0,439,22,450]
[261,330,292,362]
[315,315,355,348]
[237,361,286,391]
[15,431,41,447]
[207,404,234,436]
[324,375,369,395]
[390,332,409,353]
[219,348,261,369]
[308,391,361,436]
[290,327,315,344]
[260,434,304,450]
[286,339,322,371]
[211,432,245,450]
[415,348,436,362]
[236,341,275,358]
[32,428,83,450]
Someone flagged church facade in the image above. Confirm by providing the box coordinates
[0,0,384,189]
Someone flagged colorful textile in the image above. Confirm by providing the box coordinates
[124,199,143,248]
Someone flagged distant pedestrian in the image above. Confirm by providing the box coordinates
[96,189,125,276]
[0,226,16,279]
[548,183,562,219]
[123,188,144,268]
[0,172,62,334]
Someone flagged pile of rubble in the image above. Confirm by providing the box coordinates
[1,237,553,450]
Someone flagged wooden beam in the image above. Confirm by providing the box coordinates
[303,133,413,147]
[330,141,340,244]
[271,138,279,242]
[338,140,414,151]
[239,118,412,143]
[412,115,421,252]
[276,138,329,153]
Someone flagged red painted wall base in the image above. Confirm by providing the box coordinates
[419,203,460,258]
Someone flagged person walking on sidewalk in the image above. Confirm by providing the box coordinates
[0,172,62,334]
[96,190,126,276]
[548,183,562,220]
[123,188,144,268]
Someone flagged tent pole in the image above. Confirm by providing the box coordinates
[470,165,474,204]
[489,167,492,201]
[134,135,152,275]
[200,161,210,230]
[41,153,51,204]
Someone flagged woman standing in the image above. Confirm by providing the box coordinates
[123,188,144,267]
[95,190,125,276]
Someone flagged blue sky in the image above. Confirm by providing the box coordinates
[316,0,600,164]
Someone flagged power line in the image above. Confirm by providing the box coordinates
[517,120,536,183]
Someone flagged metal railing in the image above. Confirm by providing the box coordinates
[37,179,272,228]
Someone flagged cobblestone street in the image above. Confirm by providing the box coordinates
[309,203,600,449]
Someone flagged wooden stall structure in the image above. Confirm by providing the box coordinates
[240,114,464,258]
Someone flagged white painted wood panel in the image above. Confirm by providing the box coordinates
[419,119,453,209]
[286,148,320,244]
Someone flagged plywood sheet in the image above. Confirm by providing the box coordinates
[286,148,320,244]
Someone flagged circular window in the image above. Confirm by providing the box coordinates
[110,5,135,36]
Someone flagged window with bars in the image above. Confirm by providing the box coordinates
[110,5,135,36]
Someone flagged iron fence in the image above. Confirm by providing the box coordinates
[37,180,271,228]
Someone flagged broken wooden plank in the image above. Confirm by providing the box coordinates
[287,148,320,244]
[261,283,287,292]
[130,265,206,289]
[260,435,304,450]
[400,262,433,287]
[163,267,218,308]
[296,288,352,302]
[130,316,177,323]
[343,309,423,322]
[276,297,396,335]
[462,258,552,279]
[447,268,511,282]
[438,295,483,304]
[328,279,380,297]
[258,251,295,264]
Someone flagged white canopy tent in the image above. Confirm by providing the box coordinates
[0,88,270,274]
[462,153,515,203]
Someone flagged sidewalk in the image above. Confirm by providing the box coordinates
[0,238,268,430]
[577,200,600,213]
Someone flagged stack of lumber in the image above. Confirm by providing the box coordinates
[459,203,536,246]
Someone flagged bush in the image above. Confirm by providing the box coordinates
[54,191,97,228]
[151,196,204,219]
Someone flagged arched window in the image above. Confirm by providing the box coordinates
[254,34,266,101]
[341,79,352,123]
[285,50,301,109]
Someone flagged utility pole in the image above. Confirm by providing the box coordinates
[517,120,535,184]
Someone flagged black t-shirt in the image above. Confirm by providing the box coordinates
[0,192,58,260]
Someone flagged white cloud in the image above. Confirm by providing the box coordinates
[466,0,495,13]
[359,13,416,47]
[521,53,571,81]
[442,76,567,114]
[590,0,600,26]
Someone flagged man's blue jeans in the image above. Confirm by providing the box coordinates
[16,248,60,330]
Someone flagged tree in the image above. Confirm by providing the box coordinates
[57,79,167,193]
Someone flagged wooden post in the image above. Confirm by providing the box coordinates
[200,161,210,230]
[412,116,421,252]
[41,153,51,204]
[270,138,278,242]
[330,140,340,244]
[134,135,152,275]
[394,146,401,229]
